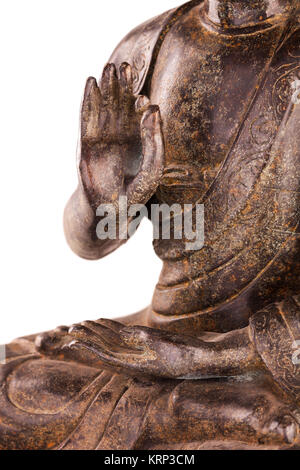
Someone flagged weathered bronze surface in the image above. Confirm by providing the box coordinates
[1,0,300,450]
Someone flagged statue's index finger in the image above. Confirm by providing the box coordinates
[81,77,102,142]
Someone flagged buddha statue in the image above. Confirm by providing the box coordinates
[1,0,300,450]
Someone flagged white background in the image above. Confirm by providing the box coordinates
[0,1,181,344]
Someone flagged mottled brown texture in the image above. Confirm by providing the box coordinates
[1,0,300,450]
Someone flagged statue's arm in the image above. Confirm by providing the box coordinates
[64,67,164,261]
[36,295,299,384]
[59,318,265,379]
[63,7,186,261]
[64,185,118,260]
[63,294,300,388]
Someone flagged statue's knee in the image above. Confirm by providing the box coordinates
[6,359,99,415]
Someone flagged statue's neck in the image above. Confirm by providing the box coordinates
[203,0,293,28]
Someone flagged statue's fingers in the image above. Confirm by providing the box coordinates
[65,339,125,367]
[81,77,102,142]
[100,63,119,110]
[119,62,134,114]
[81,320,126,349]
[90,320,147,353]
[66,339,144,371]
[70,322,136,354]
[135,95,151,114]
[69,323,120,353]
[69,324,104,346]
[95,318,125,334]
[141,105,164,172]
[128,105,164,205]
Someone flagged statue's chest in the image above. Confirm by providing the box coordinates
[149,18,285,205]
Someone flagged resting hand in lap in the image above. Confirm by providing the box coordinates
[60,319,263,380]
[64,62,164,260]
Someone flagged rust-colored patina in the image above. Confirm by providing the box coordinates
[1,0,300,450]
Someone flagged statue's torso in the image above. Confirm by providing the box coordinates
[151,6,283,206]
[148,4,300,332]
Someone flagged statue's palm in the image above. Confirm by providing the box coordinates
[79,62,164,209]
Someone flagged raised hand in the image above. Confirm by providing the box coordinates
[79,63,164,210]
[64,63,164,259]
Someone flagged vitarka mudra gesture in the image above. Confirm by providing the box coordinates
[1,0,300,450]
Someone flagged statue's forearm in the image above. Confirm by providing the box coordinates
[186,327,265,379]
[71,321,266,380]
[63,186,124,260]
